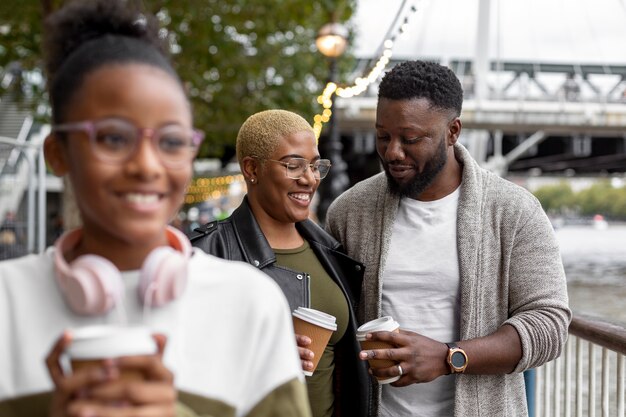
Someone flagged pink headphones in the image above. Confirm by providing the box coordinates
[53,226,192,316]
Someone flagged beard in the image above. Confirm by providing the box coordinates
[383,137,448,199]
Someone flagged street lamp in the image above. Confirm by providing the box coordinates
[315,23,349,58]
[315,22,350,225]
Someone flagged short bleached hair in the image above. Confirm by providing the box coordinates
[236,109,314,163]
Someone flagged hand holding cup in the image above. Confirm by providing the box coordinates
[357,316,401,384]
[292,307,337,376]
[295,333,314,373]
[46,326,175,417]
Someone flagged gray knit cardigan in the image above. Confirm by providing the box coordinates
[326,143,571,417]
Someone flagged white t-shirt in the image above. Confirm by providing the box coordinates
[0,248,305,416]
[380,186,461,417]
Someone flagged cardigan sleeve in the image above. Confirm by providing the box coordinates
[503,203,572,372]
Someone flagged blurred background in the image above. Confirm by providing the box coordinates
[1,0,625,326]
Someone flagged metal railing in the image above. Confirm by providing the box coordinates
[534,315,626,417]
[0,125,49,257]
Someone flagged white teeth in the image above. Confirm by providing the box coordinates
[125,193,159,204]
[291,193,310,201]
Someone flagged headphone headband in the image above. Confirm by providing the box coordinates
[53,226,191,315]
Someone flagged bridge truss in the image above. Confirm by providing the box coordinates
[332,59,626,179]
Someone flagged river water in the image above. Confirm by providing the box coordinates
[555,224,626,326]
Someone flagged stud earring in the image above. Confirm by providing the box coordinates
[250,178,256,183]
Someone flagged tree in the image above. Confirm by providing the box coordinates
[533,181,626,220]
[0,1,50,108]
[576,181,626,219]
[0,0,355,159]
[532,182,575,214]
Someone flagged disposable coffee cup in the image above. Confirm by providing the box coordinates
[66,325,157,381]
[356,316,401,384]
[292,307,337,376]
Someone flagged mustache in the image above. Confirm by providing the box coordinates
[380,157,416,167]
[384,161,417,168]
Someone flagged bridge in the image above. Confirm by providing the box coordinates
[317,0,626,187]
[329,58,626,182]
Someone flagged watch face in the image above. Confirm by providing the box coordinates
[451,351,466,368]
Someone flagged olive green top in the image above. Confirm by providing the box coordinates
[0,382,310,417]
[274,240,349,417]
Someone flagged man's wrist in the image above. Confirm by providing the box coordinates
[442,343,452,375]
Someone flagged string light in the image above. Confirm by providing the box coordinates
[313,3,420,140]
[185,174,245,204]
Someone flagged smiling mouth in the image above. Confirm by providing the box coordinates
[122,192,162,205]
[289,192,311,203]
[387,164,415,179]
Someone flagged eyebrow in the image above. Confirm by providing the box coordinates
[278,154,321,161]
[375,124,425,134]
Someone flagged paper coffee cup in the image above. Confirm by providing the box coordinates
[292,307,337,376]
[357,316,401,384]
[66,325,157,381]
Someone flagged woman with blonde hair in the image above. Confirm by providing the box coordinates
[191,110,370,417]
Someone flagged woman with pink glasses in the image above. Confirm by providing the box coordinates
[0,3,309,416]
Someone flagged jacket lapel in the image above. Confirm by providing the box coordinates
[369,174,400,322]
[455,144,485,341]
[230,197,276,268]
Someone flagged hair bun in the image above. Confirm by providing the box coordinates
[44,0,163,80]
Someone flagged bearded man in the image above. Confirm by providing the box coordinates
[325,60,570,417]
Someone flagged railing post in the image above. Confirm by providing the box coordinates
[544,361,552,417]
[617,354,624,417]
[554,354,562,417]
[589,343,596,417]
[25,150,36,253]
[601,348,609,417]
[565,337,572,417]
[576,337,583,417]
[525,368,536,417]
[37,135,47,253]
[537,365,543,417]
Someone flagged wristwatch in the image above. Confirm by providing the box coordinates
[445,342,468,374]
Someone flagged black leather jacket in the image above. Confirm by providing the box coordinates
[189,197,370,417]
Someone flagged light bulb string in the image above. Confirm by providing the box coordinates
[313,2,420,140]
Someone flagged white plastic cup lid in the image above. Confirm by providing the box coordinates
[292,307,337,331]
[66,325,157,360]
[356,316,400,340]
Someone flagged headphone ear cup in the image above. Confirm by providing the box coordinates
[139,247,188,308]
[65,255,124,315]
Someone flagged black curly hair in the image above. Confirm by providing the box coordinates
[43,0,179,123]
[378,60,463,116]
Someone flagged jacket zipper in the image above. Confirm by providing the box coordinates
[305,273,311,308]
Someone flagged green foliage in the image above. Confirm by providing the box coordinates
[533,182,575,214]
[576,181,626,218]
[0,0,50,108]
[533,180,626,220]
[0,0,355,158]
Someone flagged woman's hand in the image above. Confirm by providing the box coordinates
[46,332,176,417]
[295,333,314,373]
[47,331,115,417]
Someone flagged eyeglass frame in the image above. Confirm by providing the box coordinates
[51,118,205,169]
[257,157,332,180]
